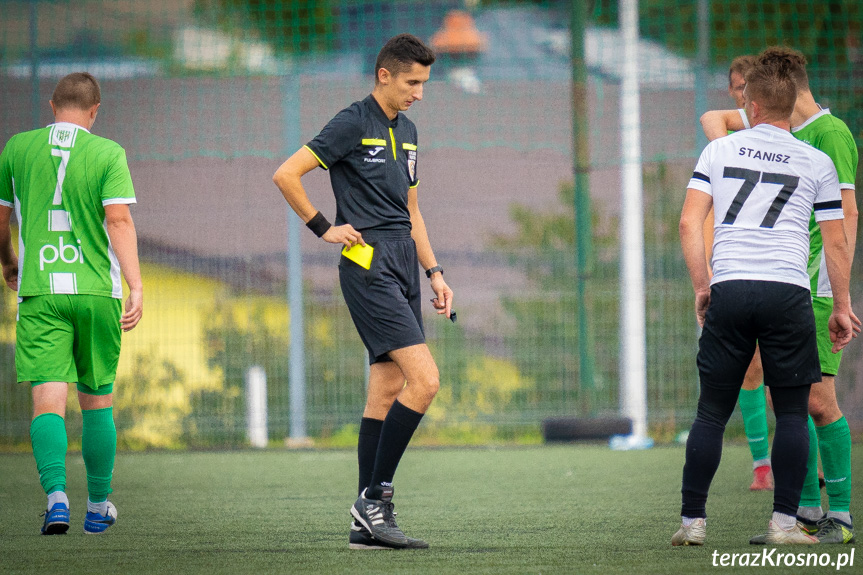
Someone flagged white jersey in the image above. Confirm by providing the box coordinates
[688,123,843,289]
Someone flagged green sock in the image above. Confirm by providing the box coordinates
[799,415,822,507]
[30,413,67,495]
[817,417,852,513]
[82,407,116,503]
[738,384,769,462]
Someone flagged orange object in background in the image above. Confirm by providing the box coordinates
[430,10,488,54]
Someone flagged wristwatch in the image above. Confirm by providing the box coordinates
[425,265,443,278]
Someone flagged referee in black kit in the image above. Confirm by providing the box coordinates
[273,34,453,550]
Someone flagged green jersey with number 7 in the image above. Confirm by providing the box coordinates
[0,122,136,298]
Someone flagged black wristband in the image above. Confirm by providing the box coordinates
[305,211,331,238]
[425,265,443,278]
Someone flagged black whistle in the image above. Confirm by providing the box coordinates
[430,298,457,323]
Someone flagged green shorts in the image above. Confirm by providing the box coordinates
[812,295,841,376]
[16,294,122,393]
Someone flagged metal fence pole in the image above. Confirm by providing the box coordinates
[30,0,39,130]
[571,0,595,412]
[282,71,308,443]
[694,0,710,153]
[618,0,649,444]
[245,366,268,448]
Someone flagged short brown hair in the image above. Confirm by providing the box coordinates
[375,34,436,82]
[728,55,756,86]
[744,60,798,121]
[757,46,809,91]
[51,72,101,111]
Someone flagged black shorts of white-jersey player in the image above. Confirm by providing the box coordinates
[673,60,859,546]
[273,34,451,550]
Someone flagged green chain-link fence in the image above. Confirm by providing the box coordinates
[1,0,861,448]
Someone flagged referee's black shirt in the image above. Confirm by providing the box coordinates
[305,94,420,232]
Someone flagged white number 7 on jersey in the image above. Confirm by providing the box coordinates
[51,148,70,206]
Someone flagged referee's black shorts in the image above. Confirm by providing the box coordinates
[339,229,425,365]
[697,280,821,389]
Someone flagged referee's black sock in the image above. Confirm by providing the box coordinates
[367,400,424,500]
[357,417,384,497]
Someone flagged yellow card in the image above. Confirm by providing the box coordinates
[341,243,374,269]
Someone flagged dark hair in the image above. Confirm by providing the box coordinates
[728,55,756,86]
[52,72,101,111]
[744,60,798,120]
[374,34,436,82]
[757,46,809,91]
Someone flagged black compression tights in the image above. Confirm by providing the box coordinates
[681,382,810,518]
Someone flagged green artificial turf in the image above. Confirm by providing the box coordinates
[0,445,860,574]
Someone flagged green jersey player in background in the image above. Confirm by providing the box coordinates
[702,46,859,545]
[0,72,143,535]
[727,55,756,109]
